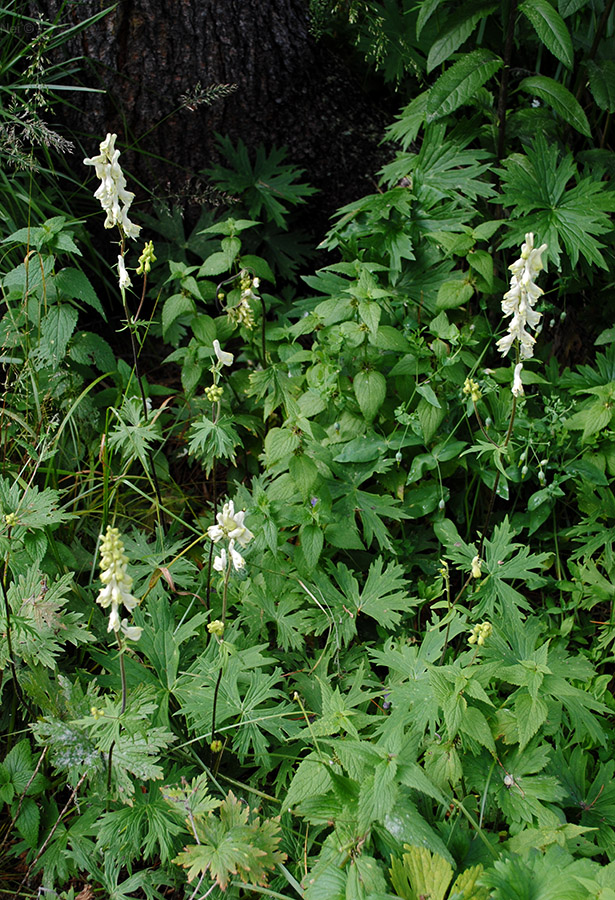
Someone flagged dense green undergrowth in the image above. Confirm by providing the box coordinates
[2,1,615,898]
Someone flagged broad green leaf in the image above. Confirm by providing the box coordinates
[264,426,301,465]
[520,0,574,69]
[558,0,589,17]
[290,453,319,495]
[199,250,232,276]
[417,0,447,37]
[515,693,549,750]
[299,523,324,570]
[162,293,196,338]
[436,279,474,309]
[586,59,615,113]
[33,305,78,368]
[519,75,591,137]
[354,370,386,421]
[52,267,106,318]
[417,397,445,442]
[426,50,503,122]
[467,249,494,287]
[427,1,497,73]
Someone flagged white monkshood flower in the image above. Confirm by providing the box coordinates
[96,526,140,637]
[207,500,254,548]
[118,254,131,291]
[212,540,245,572]
[83,133,141,239]
[213,339,234,367]
[496,233,547,361]
[512,362,524,398]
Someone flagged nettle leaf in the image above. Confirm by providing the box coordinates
[426,0,498,73]
[174,791,285,889]
[31,304,78,369]
[354,370,386,421]
[520,0,574,69]
[586,59,615,112]
[519,75,591,137]
[426,50,503,122]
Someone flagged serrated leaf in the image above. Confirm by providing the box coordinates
[354,370,386,422]
[299,523,324,570]
[264,426,301,466]
[436,279,474,309]
[426,50,503,122]
[519,75,591,136]
[32,305,78,368]
[162,293,196,338]
[427,1,497,73]
[558,0,589,17]
[586,59,615,112]
[200,251,232,276]
[520,0,574,69]
[52,267,106,318]
[290,453,319,496]
[515,693,549,750]
[417,0,447,37]
[467,249,494,287]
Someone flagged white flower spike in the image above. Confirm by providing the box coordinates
[84,133,141,239]
[213,339,234,367]
[96,526,141,638]
[497,233,547,362]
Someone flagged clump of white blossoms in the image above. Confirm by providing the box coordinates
[83,133,141,240]
[207,500,254,571]
[96,526,142,640]
[496,233,547,397]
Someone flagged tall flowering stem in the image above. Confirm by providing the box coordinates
[96,525,142,794]
[84,134,164,528]
[478,233,547,556]
[206,501,253,761]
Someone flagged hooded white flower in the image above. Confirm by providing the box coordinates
[118,254,131,290]
[213,339,234,367]
[496,233,547,361]
[213,541,245,572]
[511,362,524,398]
[96,526,140,636]
[207,500,254,548]
[84,133,141,239]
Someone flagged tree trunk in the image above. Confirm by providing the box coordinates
[33,0,387,229]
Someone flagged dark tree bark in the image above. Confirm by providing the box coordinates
[34,0,388,230]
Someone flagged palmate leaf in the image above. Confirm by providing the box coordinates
[498,134,615,268]
[187,414,241,474]
[312,557,415,645]
[206,136,316,229]
[174,791,285,889]
[0,476,74,529]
